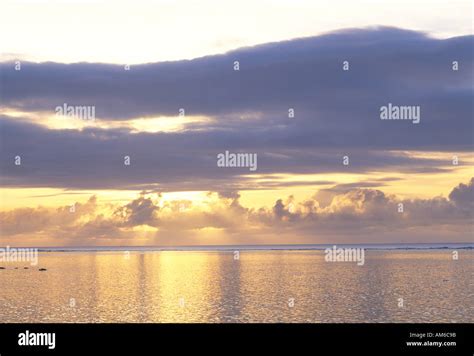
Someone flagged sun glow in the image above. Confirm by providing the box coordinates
[0,108,213,133]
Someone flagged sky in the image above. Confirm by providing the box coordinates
[0,0,473,246]
[1,0,473,63]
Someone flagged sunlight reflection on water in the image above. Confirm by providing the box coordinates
[0,250,472,323]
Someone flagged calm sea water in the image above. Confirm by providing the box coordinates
[0,249,472,323]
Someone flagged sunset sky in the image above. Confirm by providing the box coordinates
[0,0,472,246]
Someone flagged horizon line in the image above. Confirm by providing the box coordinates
[3,242,473,252]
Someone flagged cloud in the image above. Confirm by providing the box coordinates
[0,27,472,190]
[1,179,472,245]
[0,196,98,236]
[2,27,472,122]
[118,192,160,227]
[0,115,463,190]
[449,177,474,210]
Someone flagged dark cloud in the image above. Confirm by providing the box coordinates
[449,177,474,210]
[118,193,160,227]
[0,115,461,190]
[0,27,472,190]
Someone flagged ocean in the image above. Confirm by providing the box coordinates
[0,245,472,323]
